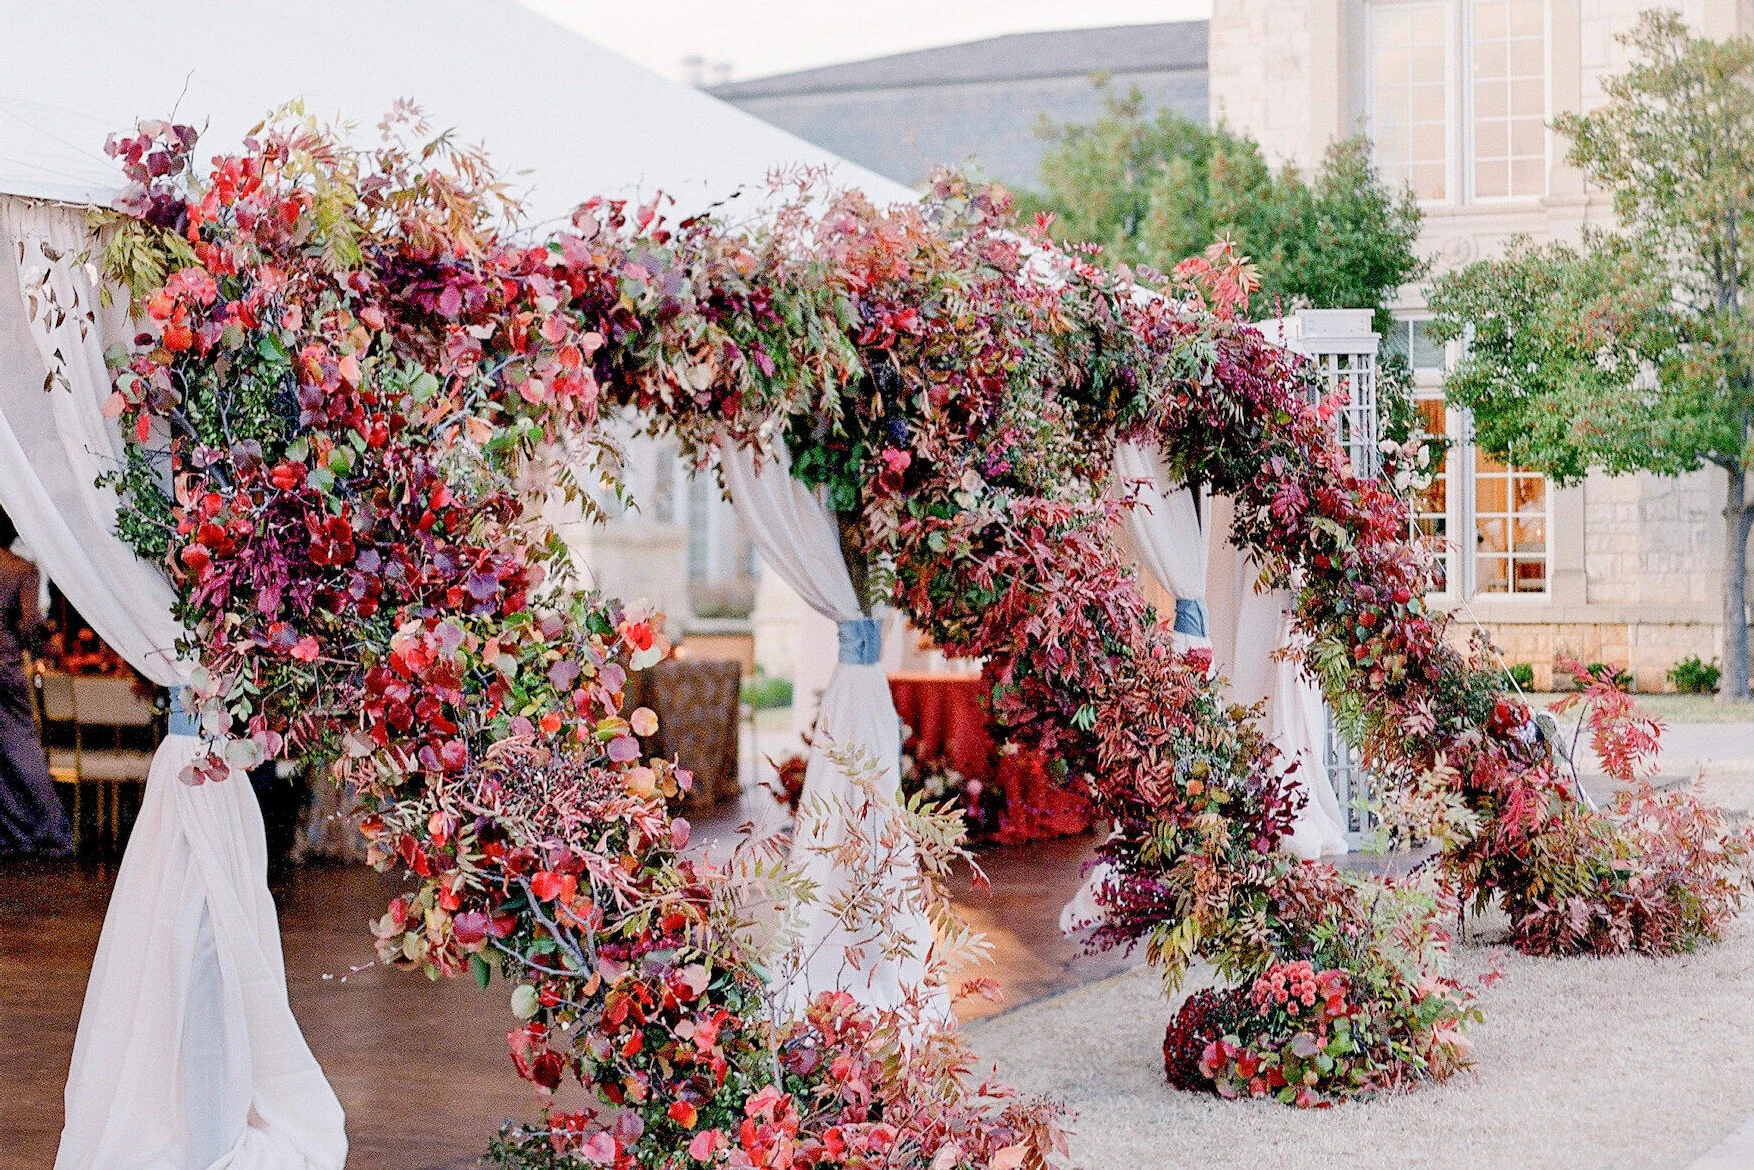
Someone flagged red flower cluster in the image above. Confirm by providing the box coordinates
[1250,960,1346,1018]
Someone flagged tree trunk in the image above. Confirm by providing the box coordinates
[1721,464,1753,702]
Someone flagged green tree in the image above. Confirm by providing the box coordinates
[1022,88,1425,331]
[1428,11,1754,699]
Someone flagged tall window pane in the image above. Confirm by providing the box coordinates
[1372,2,1449,200]
[1413,392,1452,589]
[1474,452,1547,592]
[1392,320,1456,590]
[1471,0,1545,198]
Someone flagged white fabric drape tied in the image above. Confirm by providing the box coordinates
[168,685,200,737]
[1208,497,1350,862]
[1269,598,1351,860]
[1062,445,1351,936]
[836,616,883,665]
[2,196,345,1170]
[718,438,943,1020]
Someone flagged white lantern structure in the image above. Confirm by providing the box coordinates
[1258,308,1383,841]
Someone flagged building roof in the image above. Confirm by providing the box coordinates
[0,0,914,220]
[713,21,1209,99]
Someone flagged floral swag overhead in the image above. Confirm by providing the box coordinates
[82,110,1751,1166]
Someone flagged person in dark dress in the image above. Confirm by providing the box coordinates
[0,514,71,857]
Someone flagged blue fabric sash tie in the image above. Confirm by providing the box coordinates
[168,686,199,737]
[837,617,882,666]
[1173,598,1209,638]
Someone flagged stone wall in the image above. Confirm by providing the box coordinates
[1456,618,1720,692]
[1207,0,1323,170]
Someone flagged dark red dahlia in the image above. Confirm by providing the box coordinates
[1163,986,1250,1092]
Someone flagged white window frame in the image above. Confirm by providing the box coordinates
[1462,0,1550,204]
[1411,383,1459,599]
[1366,0,1550,207]
[1367,0,1456,206]
[1396,316,1551,601]
[1457,408,1552,597]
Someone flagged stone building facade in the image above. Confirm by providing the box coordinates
[1213,0,1754,690]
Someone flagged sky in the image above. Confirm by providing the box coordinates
[519,0,1213,83]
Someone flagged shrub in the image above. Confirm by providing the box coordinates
[740,670,793,710]
[1508,660,1754,954]
[1195,952,1480,1106]
[1500,662,1535,691]
[1164,987,1250,1091]
[1668,655,1721,695]
[1165,871,1482,1105]
[1582,661,1633,691]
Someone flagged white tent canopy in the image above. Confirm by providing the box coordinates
[0,0,915,220]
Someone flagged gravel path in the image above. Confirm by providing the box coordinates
[965,914,1754,1170]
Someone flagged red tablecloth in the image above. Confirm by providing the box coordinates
[888,673,1090,844]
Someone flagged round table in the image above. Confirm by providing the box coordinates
[887,672,1090,844]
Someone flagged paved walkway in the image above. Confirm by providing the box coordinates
[1655,721,1754,765]
[0,813,1118,1169]
[1690,1113,1754,1170]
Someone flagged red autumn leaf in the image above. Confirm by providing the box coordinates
[529,870,565,902]
[452,910,490,946]
[530,1049,565,1092]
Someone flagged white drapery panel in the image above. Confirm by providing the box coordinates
[1061,482,1348,934]
[1060,441,1213,933]
[1269,600,1351,860]
[1,197,345,1170]
[1114,440,1212,652]
[1207,496,1349,860]
[718,438,942,1019]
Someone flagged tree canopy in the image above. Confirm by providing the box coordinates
[1430,10,1754,485]
[1425,231,1701,483]
[1021,89,1425,329]
[1428,9,1754,697]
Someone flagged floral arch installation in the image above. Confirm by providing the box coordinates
[89,113,1751,1165]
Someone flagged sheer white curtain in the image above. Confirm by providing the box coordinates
[2,197,345,1170]
[718,438,942,1019]
[1269,598,1350,859]
[1061,441,1215,933]
[1114,440,1212,653]
[1207,496,1349,860]
[1061,460,1348,934]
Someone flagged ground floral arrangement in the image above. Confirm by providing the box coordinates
[89,107,1754,1165]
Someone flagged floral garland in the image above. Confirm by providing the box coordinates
[586,166,1753,1088]
[93,105,1752,1166]
[97,114,1062,1169]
